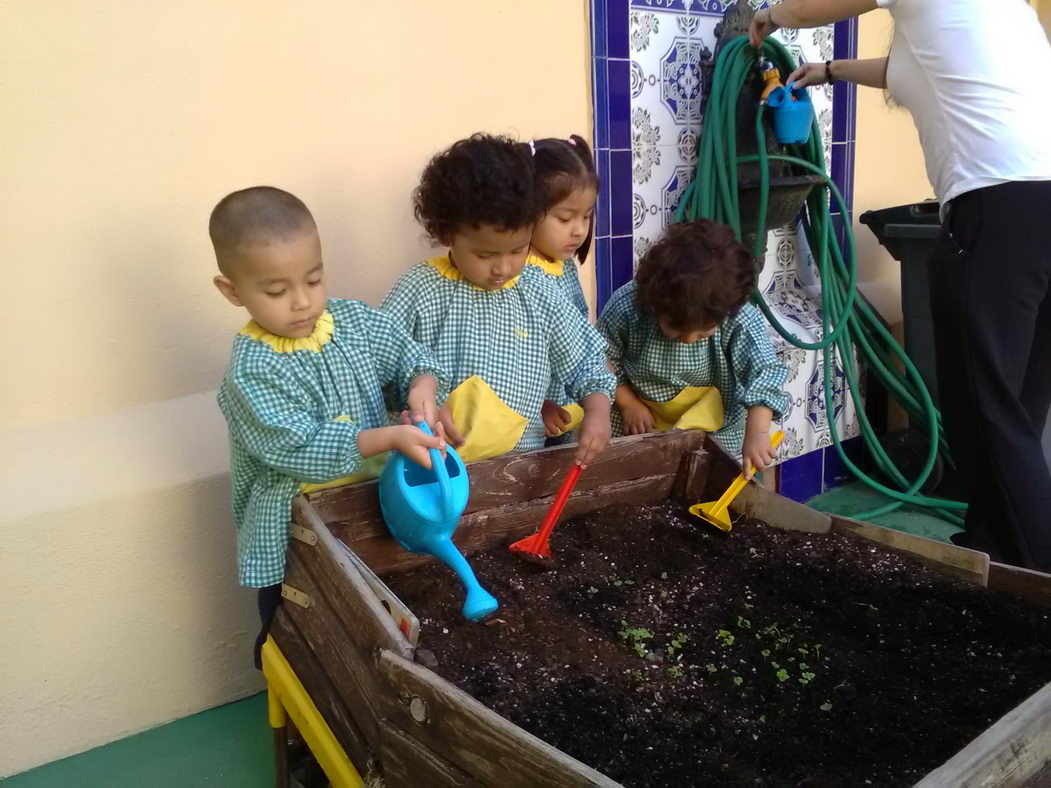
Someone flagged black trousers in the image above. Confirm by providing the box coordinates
[255,583,283,670]
[928,180,1051,572]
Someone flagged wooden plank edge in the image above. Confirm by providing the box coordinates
[733,483,832,534]
[830,515,989,587]
[293,496,413,660]
[376,649,620,787]
[269,606,374,773]
[672,448,712,502]
[987,562,1051,609]
[379,720,478,787]
[308,430,706,522]
[343,473,678,576]
[914,680,1051,787]
[280,546,386,748]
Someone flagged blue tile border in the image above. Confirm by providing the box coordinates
[608,59,632,150]
[780,448,824,503]
[609,150,633,237]
[608,0,629,58]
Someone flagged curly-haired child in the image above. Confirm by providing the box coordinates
[598,219,789,476]
[211,186,449,666]
[382,133,616,467]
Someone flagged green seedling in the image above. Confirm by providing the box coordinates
[776,668,790,682]
[706,663,718,674]
[667,666,684,679]
[736,616,752,629]
[667,633,688,659]
[799,671,816,685]
[819,701,833,712]
[587,586,598,594]
[732,675,744,687]
[716,629,735,647]
[660,571,669,580]
[619,622,654,658]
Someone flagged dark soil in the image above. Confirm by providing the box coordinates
[384,502,1051,787]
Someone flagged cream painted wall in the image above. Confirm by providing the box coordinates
[851,9,933,323]
[0,1,592,777]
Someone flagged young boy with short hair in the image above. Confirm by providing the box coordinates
[211,186,449,665]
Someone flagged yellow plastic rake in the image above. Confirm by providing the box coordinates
[689,431,784,532]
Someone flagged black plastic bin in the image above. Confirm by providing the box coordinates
[859,200,942,406]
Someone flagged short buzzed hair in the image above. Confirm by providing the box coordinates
[209,186,316,276]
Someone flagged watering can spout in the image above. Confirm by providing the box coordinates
[428,538,499,621]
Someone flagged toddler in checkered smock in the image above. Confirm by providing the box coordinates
[525,134,600,441]
[381,134,616,469]
[598,219,789,478]
[210,187,449,666]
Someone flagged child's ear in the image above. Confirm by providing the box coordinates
[213,275,244,307]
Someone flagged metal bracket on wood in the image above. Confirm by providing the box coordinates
[281,583,311,609]
[291,523,318,546]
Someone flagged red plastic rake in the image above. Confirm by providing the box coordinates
[509,463,583,562]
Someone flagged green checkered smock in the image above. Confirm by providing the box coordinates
[217,298,448,587]
[381,257,616,453]
[597,281,789,453]
[525,253,590,319]
[526,253,591,409]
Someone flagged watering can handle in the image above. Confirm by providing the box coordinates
[414,420,456,521]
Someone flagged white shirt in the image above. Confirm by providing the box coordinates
[877,0,1051,210]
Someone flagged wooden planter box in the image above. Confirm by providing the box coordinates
[271,431,1051,787]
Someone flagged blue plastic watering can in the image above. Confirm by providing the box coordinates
[378,421,498,621]
[767,81,813,145]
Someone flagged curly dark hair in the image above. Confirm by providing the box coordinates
[413,133,539,246]
[635,219,757,329]
[532,134,600,262]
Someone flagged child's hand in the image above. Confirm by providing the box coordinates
[575,393,611,469]
[621,400,656,436]
[436,404,465,448]
[389,423,446,469]
[742,407,776,480]
[406,374,440,428]
[542,399,572,437]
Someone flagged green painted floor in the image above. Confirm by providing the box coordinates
[4,482,962,786]
[2,693,274,787]
[807,481,963,544]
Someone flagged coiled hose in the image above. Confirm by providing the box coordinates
[675,35,966,523]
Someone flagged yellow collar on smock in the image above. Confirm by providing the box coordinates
[239,310,334,354]
[525,250,565,277]
[427,255,520,291]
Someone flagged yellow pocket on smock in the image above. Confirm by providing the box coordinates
[642,386,724,432]
[548,402,585,437]
[446,375,528,463]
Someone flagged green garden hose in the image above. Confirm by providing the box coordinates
[676,35,967,524]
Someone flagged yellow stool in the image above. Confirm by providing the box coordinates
[261,635,363,788]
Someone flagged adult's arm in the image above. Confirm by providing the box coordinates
[749,0,879,46]
[787,57,888,89]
